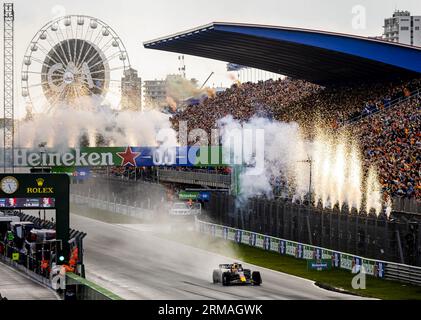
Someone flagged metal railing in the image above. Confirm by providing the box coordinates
[170,202,201,216]
[384,263,421,286]
[71,194,156,220]
[157,168,231,188]
[393,198,421,215]
[345,87,421,125]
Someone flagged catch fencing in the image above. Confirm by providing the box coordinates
[206,193,421,266]
[70,177,170,220]
[157,168,231,188]
[71,194,156,220]
[196,219,421,286]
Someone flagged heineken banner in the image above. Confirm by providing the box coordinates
[195,219,387,279]
[215,225,224,238]
[178,191,211,201]
[269,238,280,252]
[2,146,229,167]
[241,231,252,246]
[227,228,236,242]
[340,254,354,271]
[303,245,315,260]
[255,234,265,249]
[286,241,297,257]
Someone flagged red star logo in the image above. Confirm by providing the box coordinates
[117,146,141,166]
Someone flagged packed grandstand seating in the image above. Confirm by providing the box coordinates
[171,77,421,134]
[170,77,421,201]
[108,76,420,201]
[356,96,420,200]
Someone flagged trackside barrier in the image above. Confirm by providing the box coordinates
[384,264,421,286]
[65,273,123,300]
[70,194,155,220]
[195,219,421,286]
[0,253,52,288]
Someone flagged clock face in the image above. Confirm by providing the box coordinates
[1,176,19,194]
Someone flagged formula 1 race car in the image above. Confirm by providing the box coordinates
[212,263,262,286]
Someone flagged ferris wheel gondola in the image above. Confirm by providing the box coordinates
[21,15,131,114]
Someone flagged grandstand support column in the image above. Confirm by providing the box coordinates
[329,211,333,249]
[306,212,313,245]
[364,217,370,256]
[289,207,293,241]
[320,210,324,248]
[281,204,287,239]
[355,215,359,256]
[374,217,378,259]
[417,226,421,266]
[395,230,405,264]
[345,213,350,253]
[296,206,301,243]
[337,211,340,250]
[384,221,389,261]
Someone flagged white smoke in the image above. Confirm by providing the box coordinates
[16,105,177,149]
[218,116,383,214]
[219,116,308,199]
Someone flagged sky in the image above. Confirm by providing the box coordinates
[3,0,421,116]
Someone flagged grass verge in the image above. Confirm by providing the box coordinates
[167,231,421,300]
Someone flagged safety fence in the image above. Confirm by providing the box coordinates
[157,168,231,188]
[393,198,421,215]
[345,87,421,124]
[71,194,156,220]
[195,219,421,286]
[0,248,123,300]
[207,193,421,266]
[71,177,168,207]
[0,245,53,288]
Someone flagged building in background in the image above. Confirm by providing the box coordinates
[143,74,199,109]
[143,79,167,107]
[383,10,421,46]
[120,68,142,111]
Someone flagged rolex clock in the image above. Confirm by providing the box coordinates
[1,176,19,194]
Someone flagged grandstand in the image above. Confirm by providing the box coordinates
[143,22,421,203]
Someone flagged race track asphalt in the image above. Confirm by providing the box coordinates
[70,213,371,300]
[0,261,58,300]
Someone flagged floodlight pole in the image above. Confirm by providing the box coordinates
[298,156,313,206]
[3,3,15,173]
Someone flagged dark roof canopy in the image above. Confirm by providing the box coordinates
[144,22,421,86]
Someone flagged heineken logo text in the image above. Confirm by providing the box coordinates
[15,149,114,167]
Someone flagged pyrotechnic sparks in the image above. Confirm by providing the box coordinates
[365,166,382,216]
[219,116,385,215]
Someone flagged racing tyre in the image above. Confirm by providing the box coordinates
[222,272,230,286]
[252,271,262,286]
[212,270,219,283]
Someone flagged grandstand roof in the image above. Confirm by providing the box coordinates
[144,22,421,86]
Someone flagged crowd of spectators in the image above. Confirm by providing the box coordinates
[171,77,421,135]
[355,96,420,199]
[170,77,420,201]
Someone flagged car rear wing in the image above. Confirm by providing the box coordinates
[219,263,243,269]
[170,202,201,216]
[219,264,231,269]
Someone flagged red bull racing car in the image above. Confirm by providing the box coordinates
[212,263,262,286]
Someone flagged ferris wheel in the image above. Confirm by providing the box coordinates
[21,15,131,114]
